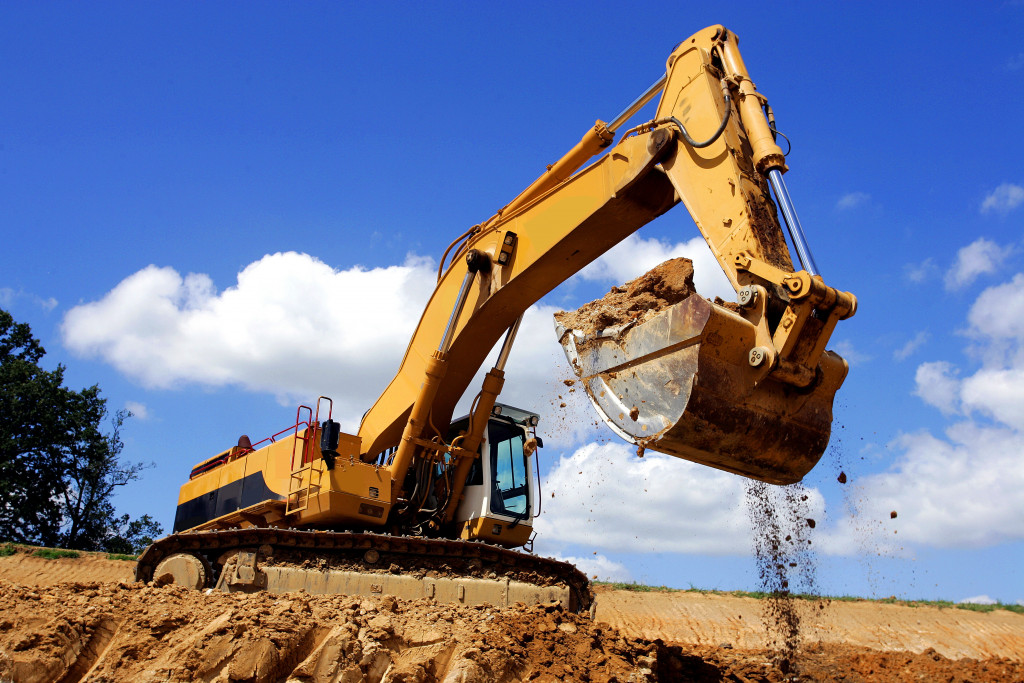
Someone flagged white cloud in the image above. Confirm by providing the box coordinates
[965,273,1024,345]
[836,192,870,211]
[831,339,872,366]
[905,258,938,284]
[912,361,960,415]
[893,331,929,361]
[944,238,1011,291]
[580,234,734,302]
[124,401,150,420]
[960,594,996,605]
[62,252,437,429]
[58,250,615,441]
[980,183,1024,214]
[850,272,1024,550]
[0,287,58,312]
[548,553,632,582]
[535,442,755,555]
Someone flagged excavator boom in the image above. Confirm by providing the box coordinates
[358,24,855,484]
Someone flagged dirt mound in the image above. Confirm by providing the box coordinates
[2,577,1023,683]
[555,258,696,334]
[0,579,660,682]
[2,553,1023,682]
[0,548,134,586]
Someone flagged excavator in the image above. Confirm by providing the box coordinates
[136,25,856,613]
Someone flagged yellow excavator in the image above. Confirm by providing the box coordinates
[137,25,856,613]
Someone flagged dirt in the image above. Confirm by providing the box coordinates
[743,482,822,676]
[1,553,1023,682]
[554,258,695,335]
[0,550,134,586]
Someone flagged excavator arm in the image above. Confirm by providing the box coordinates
[357,24,856,505]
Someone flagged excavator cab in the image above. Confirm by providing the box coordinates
[449,404,539,547]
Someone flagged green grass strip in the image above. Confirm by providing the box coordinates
[31,548,81,560]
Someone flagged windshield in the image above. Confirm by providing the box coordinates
[489,420,529,516]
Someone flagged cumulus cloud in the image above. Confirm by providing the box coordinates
[580,234,734,302]
[124,401,150,420]
[850,271,1024,549]
[547,553,632,582]
[893,331,929,361]
[980,183,1024,214]
[965,273,1024,349]
[0,287,58,312]
[58,250,613,439]
[912,361,960,415]
[959,594,996,605]
[944,238,1011,291]
[905,258,938,284]
[831,339,872,366]
[535,442,754,555]
[62,252,438,428]
[836,192,870,211]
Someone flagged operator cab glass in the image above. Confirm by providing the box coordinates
[449,403,539,526]
[488,419,528,516]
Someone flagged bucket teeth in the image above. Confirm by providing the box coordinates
[555,295,846,485]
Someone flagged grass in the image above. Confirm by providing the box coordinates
[599,581,679,593]
[31,548,81,560]
[0,543,138,562]
[106,553,138,562]
[593,581,1024,615]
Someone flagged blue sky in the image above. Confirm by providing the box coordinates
[2,2,1023,603]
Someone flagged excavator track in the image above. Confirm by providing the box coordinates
[136,528,593,613]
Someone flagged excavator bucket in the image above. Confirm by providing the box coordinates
[555,291,848,486]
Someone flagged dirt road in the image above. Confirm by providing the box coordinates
[1,549,1022,682]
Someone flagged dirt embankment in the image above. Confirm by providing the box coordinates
[0,579,656,683]
[4,578,1024,683]
[554,258,696,335]
[0,550,134,586]
[594,586,1024,662]
[1,552,1024,682]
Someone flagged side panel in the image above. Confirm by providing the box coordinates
[173,470,283,532]
[174,435,300,532]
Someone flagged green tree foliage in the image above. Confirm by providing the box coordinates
[0,308,162,550]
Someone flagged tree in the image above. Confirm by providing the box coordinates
[0,308,162,550]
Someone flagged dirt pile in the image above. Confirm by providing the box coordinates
[2,564,1023,683]
[0,579,660,683]
[2,578,1022,683]
[0,548,134,586]
[554,258,696,335]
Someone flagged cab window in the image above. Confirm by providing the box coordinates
[489,421,528,516]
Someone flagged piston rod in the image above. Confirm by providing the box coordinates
[767,168,820,277]
[607,73,668,132]
[438,271,475,354]
[494,315,523,371]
